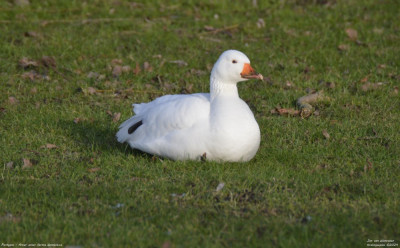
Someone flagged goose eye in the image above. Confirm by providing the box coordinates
[232,60,237,64]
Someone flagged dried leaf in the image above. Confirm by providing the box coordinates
[22,158,33,169]
[8,96,18,105]
[112,112,121,122]
[345,28,358,41]
[169,60,187,67]
[41,56,56,68]
[256,18,265,28]
[183,84,193,94]
[143,62,153,72]
[30,87,37,94]
[112,65,122,77]
[111,59,123,66]
[361,82,383,92]
[82,87,97,95]
[87,71,100,79]
[73,118,81,124]
[18,57,38,69]
[364,159,373,173]
[24,31,39,38]
[21,70,41,81]
[322,130,330,140]
[377,64,386,69]
[122,65,131,73]
[6,161,14,169]
[40,144,57,149]
[106,110,113,116]
[216,182,225,192]
[360,76,369,83]
[204,25,215,31]
[323,82,335,89]
[133,62,141,75]
[271,107,300,116]
[393,86,399,95]
[284,81,295,89]
[338,44,349,51]
[88,167,101,173]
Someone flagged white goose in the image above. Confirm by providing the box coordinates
[116,50,263,162]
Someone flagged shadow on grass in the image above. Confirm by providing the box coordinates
[58,119,153,159]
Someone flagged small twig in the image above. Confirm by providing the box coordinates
[202,24,239,34]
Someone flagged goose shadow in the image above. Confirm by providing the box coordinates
[57,119,153,159]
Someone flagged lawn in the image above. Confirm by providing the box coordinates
[1,0,399,247]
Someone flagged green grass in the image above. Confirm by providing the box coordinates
[1,0,399,247]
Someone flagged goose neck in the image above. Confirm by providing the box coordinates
[210,76,238,101]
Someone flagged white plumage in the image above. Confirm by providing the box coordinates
[116,50,263,162]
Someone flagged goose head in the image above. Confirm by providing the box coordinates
[211,50,263,84]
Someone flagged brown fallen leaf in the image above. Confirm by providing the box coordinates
[21,70,41,81]
[143,62,153,72]
[111,59,123,66]
[6,161,14,169]
[364,159,373,173]
[8,96,18,105]
[360,75,369,83]
[338,44,350,51]
[377,64,386,69]
[14,0,30,7]
[41,56,56,68]
[40,144,57,149]
[87,71,100,79]
[122,65,131,73]
[30,87,38,94]
[112,112,121,122]
[256,18,265,28]
[204,25,215,31]
[106,110,113,116]
[322,130,330,140]
[271,107,300,116]
[361,82,383,92]
[345,28,358,41]
[322,81,335,89]
[284,81,295,89]
[82,87,97,95]
[393,86,399,95]
[169,60,187,67]
[133,62,141,75]
[112,65,122,77]
[22,158,33,169]
[24,31,39,38]
[88,167,101,173]
[73,118,81,124]
[18,57,39,69]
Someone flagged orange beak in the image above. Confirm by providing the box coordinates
[240,63,263,80]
